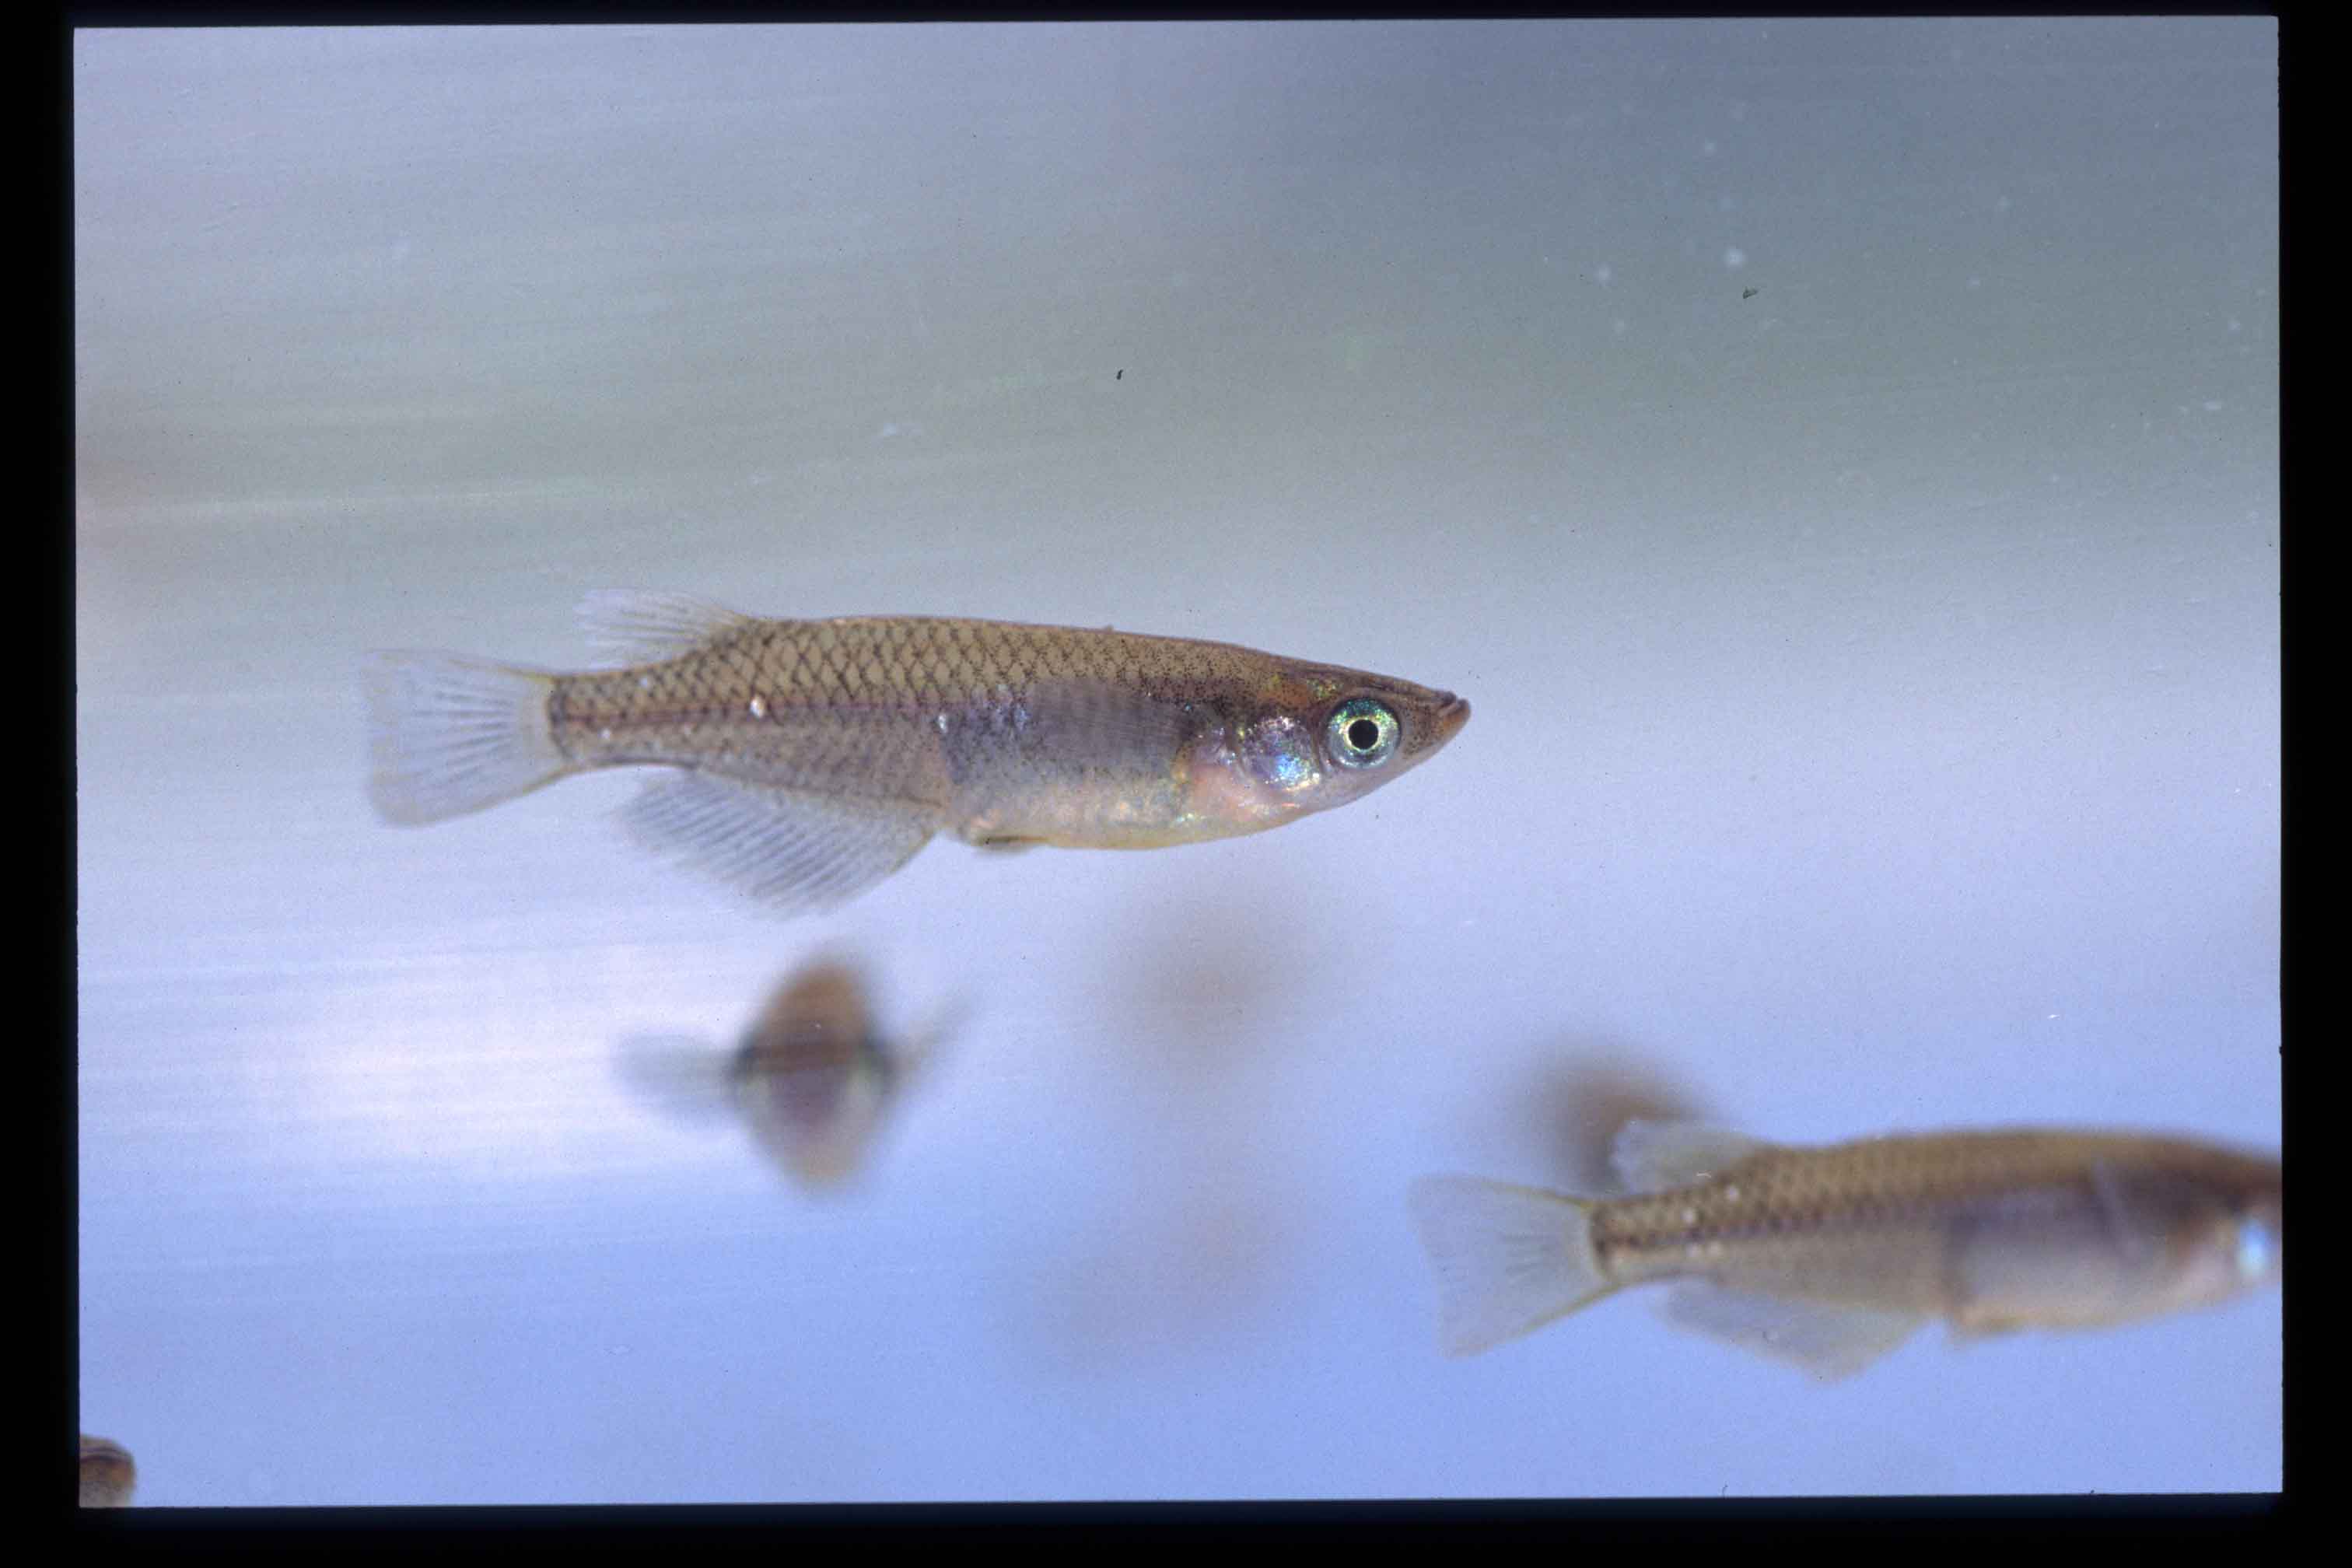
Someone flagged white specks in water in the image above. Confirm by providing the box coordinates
[933,712,950,735]
[2203,400,2224,412]
[1612,318,1629,336]
[1967,276,1982,290]
[1996,194,2012,212]
[638,675,654,691]
[1702,139,1718,156]
[1682,1206,1699,1225]
[1724,1185,1741,1202]
[2227,317,2242,334]
[1595,263,1612,285]
[598,726,613,743]
[748,695,767,719]
[1724,247,1746,269]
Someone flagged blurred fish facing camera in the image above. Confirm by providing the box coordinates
[364,592,1470,915]
[617,960,943,1188]
[79,1435,135,1508]
[1409,1122,2282,1380]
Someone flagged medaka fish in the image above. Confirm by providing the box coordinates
[79,1435,135,1508]
[365,592,1469,913]
[615,958,948,1188]
[1409,1121,2281,1380]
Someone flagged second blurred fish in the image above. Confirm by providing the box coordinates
[618,959,946,1188]
[1410,1120,2282,1379]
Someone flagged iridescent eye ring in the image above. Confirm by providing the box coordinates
[1325,698,1400,768]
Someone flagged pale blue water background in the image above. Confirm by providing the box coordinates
[76,20,2278,1502]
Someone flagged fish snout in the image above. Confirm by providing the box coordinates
[1430,693,1472,747]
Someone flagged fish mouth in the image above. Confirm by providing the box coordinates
[1430,693,1471,747]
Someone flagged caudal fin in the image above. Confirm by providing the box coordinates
[612,1034,741,1126]
[1407,1175,1614,1356]
[362,652,569,825]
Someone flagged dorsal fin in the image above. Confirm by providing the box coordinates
[577,590,764,666]
[1610,1120,1772,1193]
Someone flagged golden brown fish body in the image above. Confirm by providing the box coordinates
[1590,1129,2283,1330]
[79,1434,135,1508]
[366,593,1469,912]
[1412,1122,2282,1378]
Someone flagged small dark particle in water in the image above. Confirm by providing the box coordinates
[1116,369,1123,380]
[1742,288,1759,299]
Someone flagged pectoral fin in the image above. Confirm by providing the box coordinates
[1658,1283,1924,1381]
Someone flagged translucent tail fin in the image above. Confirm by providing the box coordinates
[362,652,569,825]
[612,1034,740,1126]
[1407,1175,1614,1356]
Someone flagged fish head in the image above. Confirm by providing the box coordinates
[2151,1152,2284,1313]
[79,1436,136,1509]
[1185,667,1470,831]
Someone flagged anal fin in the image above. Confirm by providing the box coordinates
[621,771,936,915]
[1659,1283,1924,1381]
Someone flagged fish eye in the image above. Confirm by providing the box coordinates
[1325,698,1400,768]
[2233,1215,2276,1281]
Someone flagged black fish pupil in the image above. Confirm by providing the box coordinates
[1348,717,1381,751]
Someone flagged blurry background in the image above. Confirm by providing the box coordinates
[75,20,2278,1501]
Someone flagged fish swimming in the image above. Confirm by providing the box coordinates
[616,958,947,1188]
[79,1435,135,1508]
[365,592,1470,913]
[1409,1121,2282,1380]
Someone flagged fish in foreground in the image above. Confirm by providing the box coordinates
[616,959,947,1188]
[364,592,1470,914]
[1409,1121,2282,1379]
[79,1435,135,1508]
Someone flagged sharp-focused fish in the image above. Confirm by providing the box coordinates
[79,1434,135,1508]
[616,958,944,1188]
[365,592,1469,913]
[1409,1121,2282,1380]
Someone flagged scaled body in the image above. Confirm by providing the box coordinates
[1410,1122,2282,1379]
[366,593,1468,913]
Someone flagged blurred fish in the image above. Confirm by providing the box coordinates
[1409,1122,2282,1380]
[79,1434,135,1508]
[617,959,947,1188]
[365,592,1469,914]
